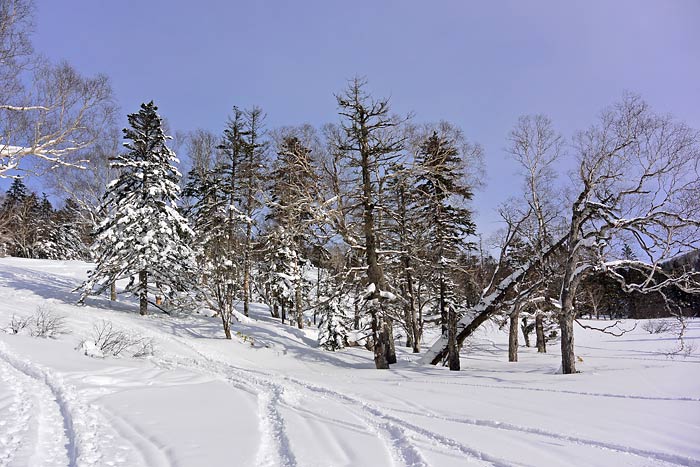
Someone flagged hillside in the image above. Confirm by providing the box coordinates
[0,257,699,467]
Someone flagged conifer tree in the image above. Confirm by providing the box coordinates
[265,130,319,328]
[331,77,406,369]
[415,129,477,370]
[184,108,246,337]
[318,295,351,351]
[80,101,195,315]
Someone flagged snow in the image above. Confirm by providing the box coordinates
[0,257,699,466]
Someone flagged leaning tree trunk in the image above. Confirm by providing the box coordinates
[535,313,546,353]
[139,270,148,316]
[508,304,520,362]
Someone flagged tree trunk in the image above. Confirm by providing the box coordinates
[559,312,576,373]
[372,310,390,369]
[281,303,286,325]
[222,315,232,339]
[139,270,148,316]
[535,313,546,353]
[110,282,117,301]
[295,283,304,329]
[447,305,460,371]
[243,248,250,317]
[521,317,531,347]
[508,305,520,362]
[271,303,280,319]
[385,320,397,364]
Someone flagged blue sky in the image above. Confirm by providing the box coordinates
[21,0,700,235]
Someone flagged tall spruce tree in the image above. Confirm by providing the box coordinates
[79,101,195,315]
[265,132,319,329]
[415,130,477,370]
[184,109,247,337]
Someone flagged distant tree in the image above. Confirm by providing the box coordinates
[79,102,196,315]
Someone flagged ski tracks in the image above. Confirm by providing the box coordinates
[125,322,505,467]
[0,342,142,467]
[389,403,700,467]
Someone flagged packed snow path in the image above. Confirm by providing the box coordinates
[0,258,699,466]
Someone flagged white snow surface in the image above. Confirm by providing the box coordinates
[0,257,698,467]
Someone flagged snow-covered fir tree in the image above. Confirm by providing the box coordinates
[183,108,246,338]
[415,129,477,370]
[263,225,308,326]
[264,130,319,328]
[317,294,350,351]
[79,101,196,315]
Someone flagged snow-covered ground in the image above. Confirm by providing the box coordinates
[0,257,698,467]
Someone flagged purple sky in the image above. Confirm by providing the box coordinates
[24,0,700,235]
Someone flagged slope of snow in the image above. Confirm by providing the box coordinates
[0,257,698,467]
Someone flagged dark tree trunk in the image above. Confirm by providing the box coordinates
[295,284,304,329]
[559,312,576,373]
[110,282,117,301]
[372,310,390,369]
[508,305,520,362]
[385,320,397,364]
[447,306,460,371]
[139,270,148,315]
[271,303,280,319]
[281,303,286,325]
[535,313,547,353]
[521,317,532,347]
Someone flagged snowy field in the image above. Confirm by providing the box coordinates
[0,257,698,467]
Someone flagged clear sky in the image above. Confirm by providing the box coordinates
[24,0,700,235]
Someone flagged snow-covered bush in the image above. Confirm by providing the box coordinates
[4,306,69,338]
[6,314,31,334]
[30,306,69,338]
[79,320,155,358]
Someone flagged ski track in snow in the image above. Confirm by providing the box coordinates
[403,378,700,402]
[0,349,68,467]
[151,320,698,467]
[141,324,487,467]
[124,321,423,467]
[0,342,75,467]
[0,342,145,467]
[390,404,698,467]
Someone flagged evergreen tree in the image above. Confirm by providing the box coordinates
[415,129,477,370]
[317,295,351,351]
[80,101,195,315]
[184,108,246,338]
[265,131,319,328]
[2,179,28,209]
